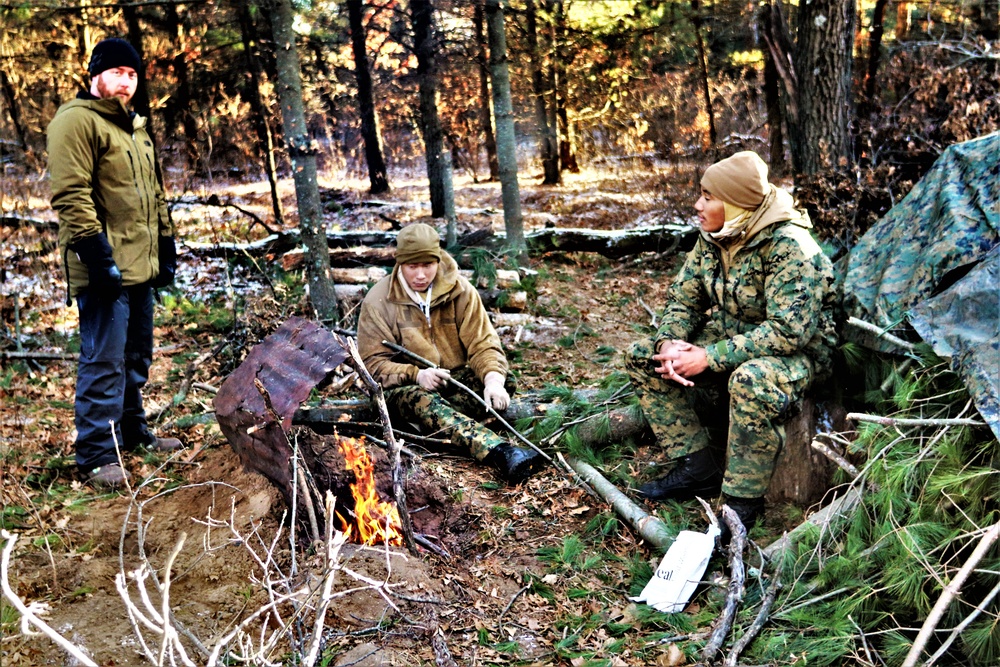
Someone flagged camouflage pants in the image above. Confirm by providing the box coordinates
[625,335,814,498]
[384,367,515,461]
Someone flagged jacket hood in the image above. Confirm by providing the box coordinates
[703,185,810,251]
[56,95,141,133]
[387,250,462,306]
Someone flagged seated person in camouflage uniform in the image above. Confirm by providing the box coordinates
[626,151,837,537]
[357,223,543,484]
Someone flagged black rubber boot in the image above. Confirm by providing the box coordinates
[485,443,544,485]
[718,495,765,547]
[636,447,723,502]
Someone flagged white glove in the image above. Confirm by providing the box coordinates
[483,372,510,411]
[416,367,451,391]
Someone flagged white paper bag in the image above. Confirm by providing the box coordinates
[630,526,720,613]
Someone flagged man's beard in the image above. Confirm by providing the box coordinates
[95,76,133,105]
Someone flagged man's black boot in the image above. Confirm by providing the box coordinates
[636,447,723,502]
[485,443,543,485]
[718,495,765,547]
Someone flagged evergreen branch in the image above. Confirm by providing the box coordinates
[901,520,1000,667]
[847,412,987,428]
[924,578,1000,666]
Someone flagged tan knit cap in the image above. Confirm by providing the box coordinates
[701,151,770,210]
[395,223,442,264]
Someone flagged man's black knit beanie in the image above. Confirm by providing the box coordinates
[88,38,142,76]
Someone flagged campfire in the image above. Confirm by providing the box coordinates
[336,435,403,546]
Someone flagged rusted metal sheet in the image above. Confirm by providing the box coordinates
[213,316,351,503]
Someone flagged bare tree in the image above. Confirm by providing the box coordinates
[347,0,389,195]
[525,0,559,184]
[238,0,285,226]
[264,0,338,322]
[411,0,456,244]
[473,0,499,181]
[485,0,525,262]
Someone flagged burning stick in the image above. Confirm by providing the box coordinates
[347,338,419,555]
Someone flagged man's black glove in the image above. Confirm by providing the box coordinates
[69,233,122,301]
[150,235,176,288]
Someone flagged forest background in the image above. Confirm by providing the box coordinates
[0,0,999,666]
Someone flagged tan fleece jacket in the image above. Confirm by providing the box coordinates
[357,252,508,389]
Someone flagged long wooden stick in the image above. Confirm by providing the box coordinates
[847,412,986,428]
[347,338,419,555]
[901,520,1000,667]
[564,457,672,550]
[381,339,553,464]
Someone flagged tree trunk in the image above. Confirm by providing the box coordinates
[758,4,785,175]
[791,0,856,174]
[858,0,889,124]
[238,0,285,227]
[123,9,153,132]
[473,0,499,181]
[266,0,339,322]
[553,0,579,173]
[690,0,717,149]
[485,0,526,262]
[0,69,27,152]
[347,0,390,195]
[166,4,199,172]
[411,0,456,243]
[525,0,560,185]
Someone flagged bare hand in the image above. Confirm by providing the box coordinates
[652,340,705,387]
[417,367,451,391]
[482,371,510,411]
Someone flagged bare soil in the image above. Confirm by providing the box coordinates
[1,165,792,666]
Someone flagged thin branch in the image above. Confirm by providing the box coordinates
[845,316,916,352]
[1,531,99,667]
[725,555,783,666]
[902,520,1000,667]
[702,505,747,661]
[847,412,986,428]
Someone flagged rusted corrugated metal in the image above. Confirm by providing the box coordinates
[213,316,351,504]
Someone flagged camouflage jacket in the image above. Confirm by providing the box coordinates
[357,251,508,389]
[655,212,838,375]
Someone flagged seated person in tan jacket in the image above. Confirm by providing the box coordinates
[357,223,543,484]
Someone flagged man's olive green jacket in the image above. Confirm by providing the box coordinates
[48,94,172,296]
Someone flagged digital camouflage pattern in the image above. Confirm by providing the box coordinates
[844,132,999,440]
[384,367,514,461]
[843,132,999,332]
[626,336,815,498]
[631,207,837,498]
[656,220,838,377]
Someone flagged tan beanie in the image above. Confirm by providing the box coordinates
[395,223,442,264]
[700,151,770,210]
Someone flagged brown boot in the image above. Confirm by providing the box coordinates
[84,463,131,490]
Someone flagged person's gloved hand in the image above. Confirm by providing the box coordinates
[70,232,122,301]
[483,371,510,411]
[150,235,176,288]
[417,367,451,391]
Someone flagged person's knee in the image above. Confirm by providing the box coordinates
[728,361,790,416]
[624,339,655,375]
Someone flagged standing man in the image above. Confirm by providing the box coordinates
[48,37,182,489]
[626,151,837,540]
[357,223,543,485]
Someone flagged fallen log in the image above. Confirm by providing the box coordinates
[186,224,696,262]
[564,456,672,550]
[761,487,863,560]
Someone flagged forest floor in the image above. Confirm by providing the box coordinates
[0,162,812,666]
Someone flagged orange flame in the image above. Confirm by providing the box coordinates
[336,435,403,546]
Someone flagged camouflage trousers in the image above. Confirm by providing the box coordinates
[625,335,815,498]
[384,367,515,461]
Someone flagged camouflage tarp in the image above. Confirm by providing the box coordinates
[843,132,1000,439]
